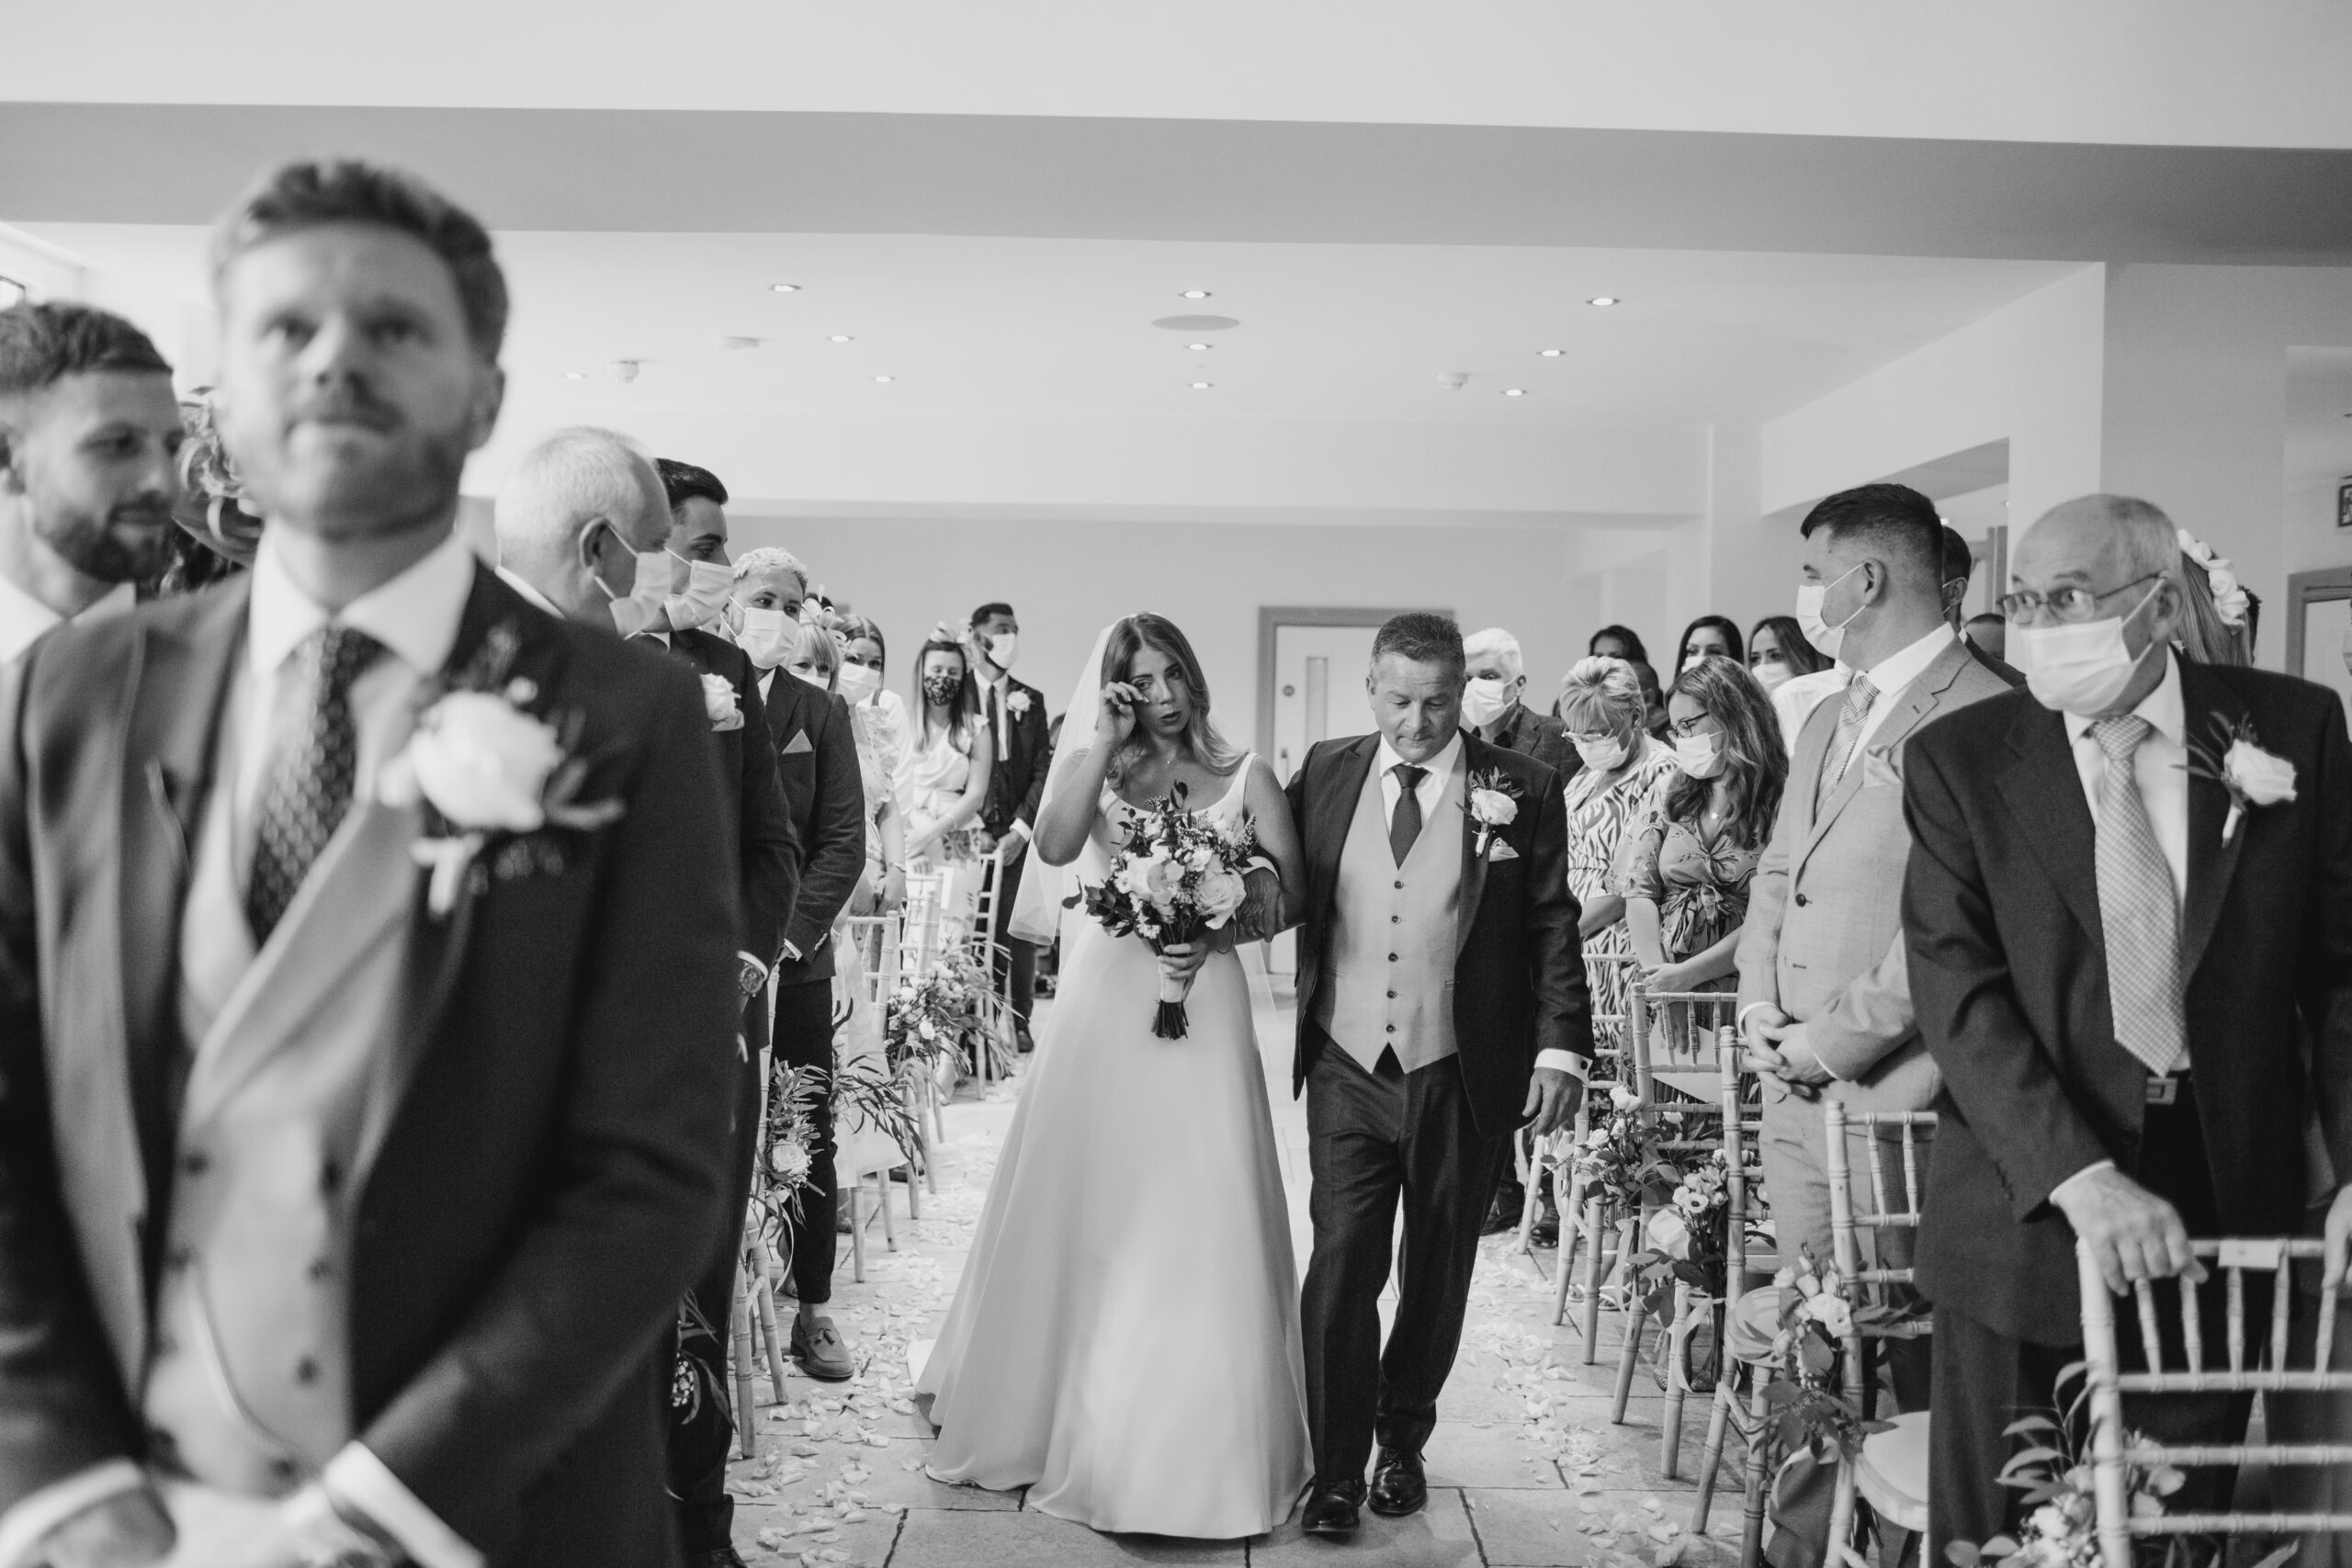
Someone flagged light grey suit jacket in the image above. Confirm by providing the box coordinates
[1735,637,2012,1111]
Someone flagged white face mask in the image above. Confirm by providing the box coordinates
[666,551,734,631]
[1750,660,1793,694]
[984,631,1020,672]
[837,662,882,705]
[1573,733,1629,772]
[2010,583,2161,716]
[735,605,797,670]
[594,543,676,637]
[1794,561,1867,662]
[1460,676,1515,729]
[1674,730,1725,779]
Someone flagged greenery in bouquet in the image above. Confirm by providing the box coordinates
[885,951,989,1076]
[752,1061,828,1257]
[832,1054,924,1170]
[1756,1247,1909,1496]
[1629,1145,1766,1327]
[1066,781,1259,1038]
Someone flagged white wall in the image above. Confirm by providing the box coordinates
[728,512,1600,753]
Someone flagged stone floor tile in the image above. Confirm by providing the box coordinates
[1251,1488,1483,1568]
[1467,1485,1734,1567]
[729,1492,902,1565]
[1424,1419,1567,1489]
[889,1507,1245,1566]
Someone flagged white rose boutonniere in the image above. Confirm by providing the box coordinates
[381,628,627,918]
[1006,688,1032,717]
[2187,714,2297,846]
[1465,767,1523,857]
[702,673,744,731]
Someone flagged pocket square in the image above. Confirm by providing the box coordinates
[1487,840,1521,862]
[1860,750,1900,790]
[782,729,814,755]
[711,712,745,733]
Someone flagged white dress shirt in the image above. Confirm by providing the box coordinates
[1772,665,1849,757]
[1845,624,1958,757]
[1371,731,1584,1081]
[0,573,135,665]
[0,532,484,1568]
[2047,651,2191,1211]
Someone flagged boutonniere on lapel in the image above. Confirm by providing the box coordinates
[380,624,627,919]
[1006,688,1033,717]
[2185,714,2297,846]
[1466,768,1523,860]
[701,673,744,732]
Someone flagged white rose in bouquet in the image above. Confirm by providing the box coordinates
[386,691,563,832]
[1801,1292,1853,1339]
[1138,852,1188,910]
[1194,867,1248,928]
[1645,1206,1691,1260]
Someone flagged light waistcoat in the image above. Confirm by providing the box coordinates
[141,687,422,1495]
[1315,754,1464,1074]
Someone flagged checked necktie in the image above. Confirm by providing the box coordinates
[1815,672,1878,813]
[2090,716,2186,1077]
[1389,763,1428,865]
[245,625,385,943]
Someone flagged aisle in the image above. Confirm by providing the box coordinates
[723,953,1737,1567]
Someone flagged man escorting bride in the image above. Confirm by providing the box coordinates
[918,610,1590,1542]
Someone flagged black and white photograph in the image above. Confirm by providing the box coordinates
[1,7,2350,1567]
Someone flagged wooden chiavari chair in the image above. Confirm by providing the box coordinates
[2078,1235,2352,1568]
[1688,1038,1778,1564]
[1823,1101,1938,1565]
[1528,951,1634,1288]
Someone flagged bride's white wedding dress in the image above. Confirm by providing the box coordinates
[915,759,1311,1537]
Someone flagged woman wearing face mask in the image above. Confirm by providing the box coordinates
[1556,657,1681,1050]
[1670,615,1745,682]
[898,637,996,877]
[1745,615,1829,694]
[1617,655,1786,1002]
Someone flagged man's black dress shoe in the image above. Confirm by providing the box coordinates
[690,1549,751,1568]
[1301,1477,1366,1537]
[1368,1448,1427,1517]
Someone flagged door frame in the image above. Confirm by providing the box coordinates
[2285,565,2352,679]
[1256,605,1452,763]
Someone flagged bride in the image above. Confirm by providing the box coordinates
[915,613,1312,1537]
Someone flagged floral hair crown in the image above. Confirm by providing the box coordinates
[2177,528,2248,627]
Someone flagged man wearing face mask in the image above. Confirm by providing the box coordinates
[1904,494,2352,1562]
[725,546,867,1400]
[1734,484,2011,1554]
[961,602,1051,1052]
[1463,628,1574,784]
[1942,524,2024,689]
[0,301,184,663]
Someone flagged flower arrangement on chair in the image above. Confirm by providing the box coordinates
[886,950,991,1080]
[1629,1147,1768,1390]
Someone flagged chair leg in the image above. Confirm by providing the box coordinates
[1552,1196,1581,1328]
[1691,1361,1742,1534]
[749,1236,790,1405]
[905,1157,922,1221]
[847,1173,867,1284]
[876,1172,898,1251]
[729,1270,760,1460]
[1660,1282,1692,1479]
[1512,1139,1544,1256]
[1739,1377,1773,1568]
[1826,1451,1860,1568]
[1611,1299,1648,1424]
[1580,1199,1610,1364]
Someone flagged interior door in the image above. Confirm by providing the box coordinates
[1266,622,1378,975]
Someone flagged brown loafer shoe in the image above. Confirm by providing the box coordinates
[790,1315,854,1382]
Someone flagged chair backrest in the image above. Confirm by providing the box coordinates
[1716,1026,1764,1291]
[841,914,899,1006]
[1822,1101,1935,1293]
[901,871,945,969]
[2076,1236,2352,1568]
[1581,948,1638,1073]
[1625,976,1739,1104]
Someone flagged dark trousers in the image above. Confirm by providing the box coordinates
[670,991,768,1553]
[1301,1036,1510,1483]
[989,840,1037,1031]
[1928,1087,2256,1568]
[771,978,841,1306]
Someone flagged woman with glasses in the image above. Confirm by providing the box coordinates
[1618,655,1787,1001]
[1556,657,1681,1044]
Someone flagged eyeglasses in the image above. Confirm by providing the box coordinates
[1996,572,2160,625]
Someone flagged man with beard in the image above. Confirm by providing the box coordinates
[0,301,183,660]
[0,159,740,1568]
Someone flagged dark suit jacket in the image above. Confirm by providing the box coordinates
[0,567,742,1564]
[758,671,866,987]
[978,675,1050,840]
[1490,700,1577,788]
[1285,731,1593,1135]
[1903,657,2352,1344]
[669,627,798,970]
[1962,635,2027,689]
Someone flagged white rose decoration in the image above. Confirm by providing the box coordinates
[1803,1292,1854,1339]
[702,673,743,729]
[1139,854,1187,909]
[1609,1083,1641,1111]
[1194,868,1247,928]
[1468,787,1519,827]
[1644,1206,1691,1260]
[2222,738,2297,806]
[769,1142,811,1182]
[388,691,563,831]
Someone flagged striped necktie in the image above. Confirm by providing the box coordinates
[1815,673,1878,812]
[2090,716,2187,1077]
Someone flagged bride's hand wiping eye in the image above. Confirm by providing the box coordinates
[1095,682,1141,748]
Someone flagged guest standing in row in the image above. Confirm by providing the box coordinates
[965,604,1051,1053]
[1559,655,1681,1050]
[1745,614,1830,699]
[1669,615,1744,682]
[899,636,995,871]
[1464,626,1574,781]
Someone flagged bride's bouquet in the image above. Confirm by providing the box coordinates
[1067,782,1258,1039]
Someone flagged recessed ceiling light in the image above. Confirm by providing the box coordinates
[873,375,895,383]
[1187,342,1214,352]
[1190,381,1214,389]
[564,371,585,380]
[829,334,854,344]
[1539,348,1565,357]
[1180,289,1213,299]
[718,335,762,351]
[1587,296,1620,308]
[1503,388,1528,398]
[770,283,800,293]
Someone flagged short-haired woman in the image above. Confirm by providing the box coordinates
[1556,657,1681,1050]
